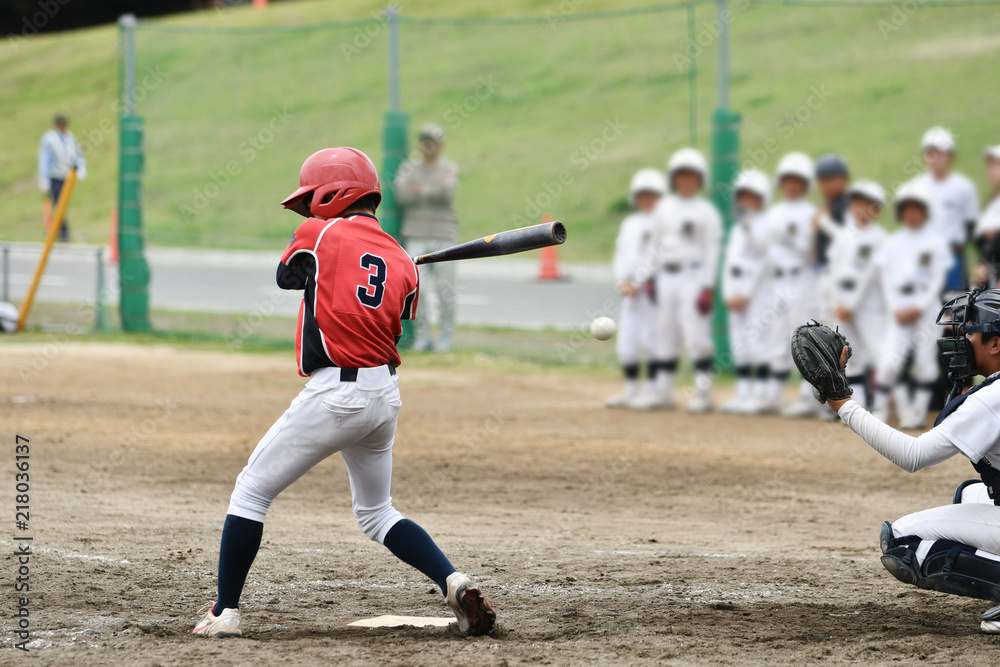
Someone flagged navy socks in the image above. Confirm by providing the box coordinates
[383,519,456,596]
[213,514,264,615]
[212,515,455,614]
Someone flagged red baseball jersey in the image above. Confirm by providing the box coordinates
[277,213,419,376]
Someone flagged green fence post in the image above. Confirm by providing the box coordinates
[710,108,740,367]
[119,115,151,332]
[382,6,414,348]
[382,111,412,347]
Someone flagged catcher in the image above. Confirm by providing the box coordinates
[791,288,1000,634]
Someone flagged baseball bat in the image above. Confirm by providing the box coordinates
[413,221,566,266]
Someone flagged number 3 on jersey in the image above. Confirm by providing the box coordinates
[357,253,387,308]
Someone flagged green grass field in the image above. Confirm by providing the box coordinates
[2,0,998,260]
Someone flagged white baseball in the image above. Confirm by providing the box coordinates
[589,316,617,341]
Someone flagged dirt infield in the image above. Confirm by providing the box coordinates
[2,342,998,665]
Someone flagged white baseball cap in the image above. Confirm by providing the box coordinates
[921,126,955,152]
[847,179,886,208]
[983,145,1000,161]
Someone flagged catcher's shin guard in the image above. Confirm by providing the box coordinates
[879,522,1000,602]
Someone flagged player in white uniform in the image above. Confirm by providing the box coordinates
[606,169,666,408]
[761,153,819,415]
[907,127,980,291]
[820,287,1000,634]
[636,148,722,412]
[872,182,950,429]
[974,145,1000,286]
[828,180,889,409]
[720,169,772,414]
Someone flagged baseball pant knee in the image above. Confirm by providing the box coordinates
[354,501,404,544]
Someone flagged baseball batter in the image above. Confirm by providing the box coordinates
[828,180,889,409]
[762,152,818,415]
[872,182,950,429]
[193,148,495,638]
[813,287,1000,634]
[635,148,722,412]
[606,168,666,408]
[720,169,772,414]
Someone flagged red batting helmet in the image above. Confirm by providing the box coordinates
[280,147,381,219]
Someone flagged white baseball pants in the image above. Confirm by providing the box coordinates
[616,292,656,366]
[727,286,770,367]
[228,365,404,544]
[839,308,886,377]
[876,314,941,385]
[654,268,712,361]
[895,482,1000,562]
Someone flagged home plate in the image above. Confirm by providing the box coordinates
[348,615,455,629]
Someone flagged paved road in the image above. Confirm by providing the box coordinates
[2,243,619,331]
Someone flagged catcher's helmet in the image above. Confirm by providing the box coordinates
[629,168,667,205]
[937,286,1000,385]
[281,147,381,219]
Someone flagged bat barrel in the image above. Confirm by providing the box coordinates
[414,221,567,265]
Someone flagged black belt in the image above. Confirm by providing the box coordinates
[664,262,701,274]
[338,363,397,382]
[774,267,800,278]
[839,279,856,291]
[900,284,915,296]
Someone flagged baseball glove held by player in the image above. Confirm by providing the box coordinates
[790,321,853,403]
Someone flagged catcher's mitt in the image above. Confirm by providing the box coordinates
[790,321,853,403]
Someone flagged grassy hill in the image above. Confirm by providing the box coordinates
[2,0,998,260]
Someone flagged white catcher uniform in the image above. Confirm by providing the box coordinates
[837,373,1000,632]
[721,210,770,370]
[764,198,817,376]
[613,210,657,367]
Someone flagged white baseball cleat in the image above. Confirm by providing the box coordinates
[687,393,713,414]
[627,390,675,411]
[605,390,637,408]
[445,572,496,636]
[754,396,782,414]
[981,603,1000,633]
[719,396,752,414]
[818,405,840,422]
[898,416,926,431]
[193,605,241,638]
[781,399,819,419]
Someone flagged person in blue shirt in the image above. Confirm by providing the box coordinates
[37,115,86,242]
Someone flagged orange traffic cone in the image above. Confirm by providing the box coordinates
[108,207,119,263]
[538,213,562,280]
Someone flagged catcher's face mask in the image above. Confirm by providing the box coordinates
[937,287,1000,382]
